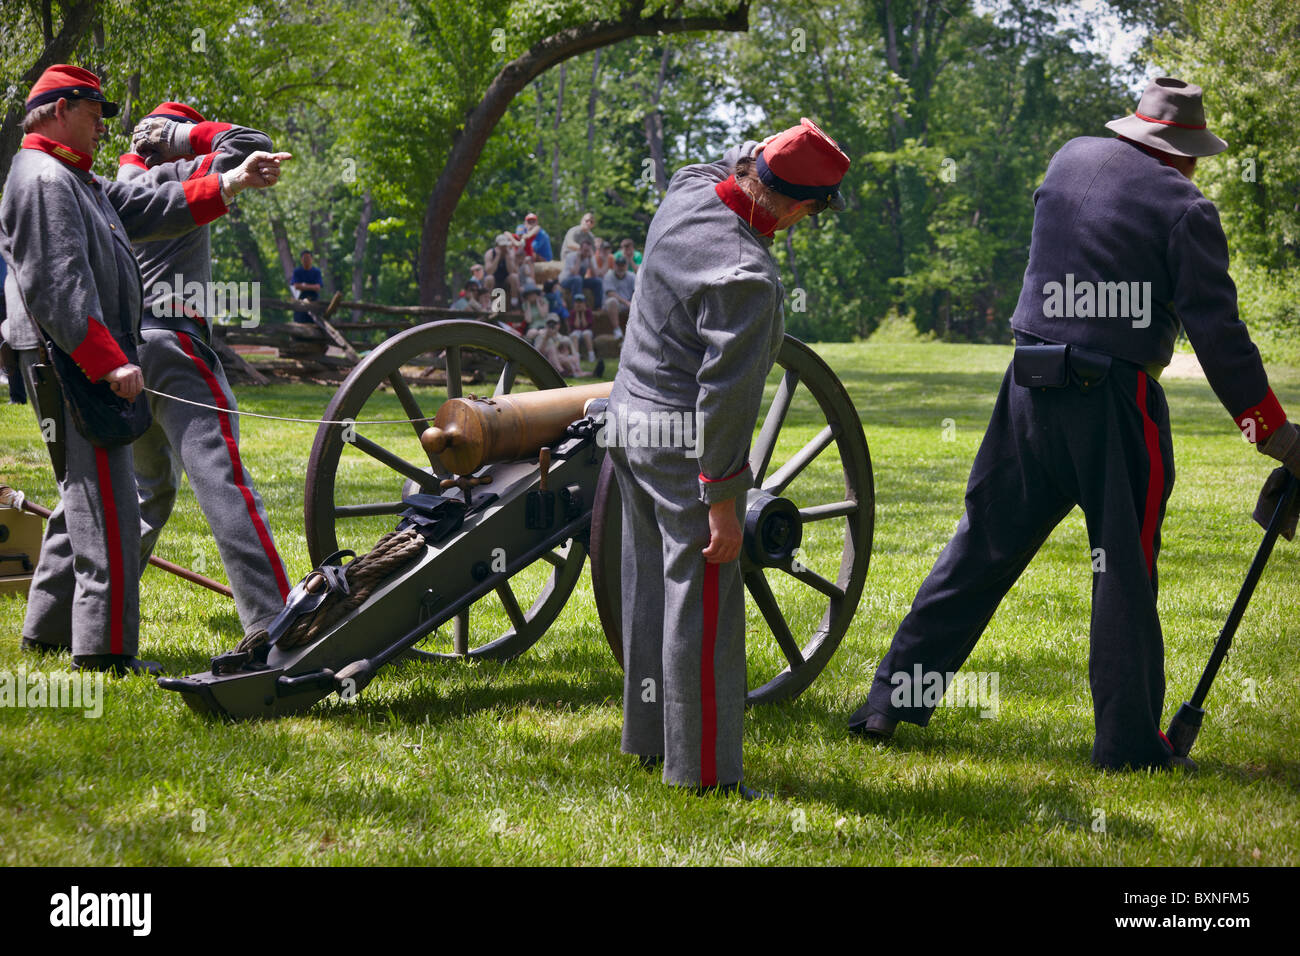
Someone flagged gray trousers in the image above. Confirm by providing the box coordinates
[608,385,747,787]
[17,349,141,656]
[136,329,290,635]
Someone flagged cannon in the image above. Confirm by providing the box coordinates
[158,320,874,718]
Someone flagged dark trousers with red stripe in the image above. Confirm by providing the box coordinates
[864,360,1176,769]
[17,350,141,656]
[609,386,747,787]
[135,330,289,635]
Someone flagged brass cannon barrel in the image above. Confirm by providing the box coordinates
[421,381,613,475]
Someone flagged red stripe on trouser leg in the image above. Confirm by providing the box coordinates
[94,447,125,655]
[1137,374,1164,577]
[700,561,720,786]
[175,333,291,599]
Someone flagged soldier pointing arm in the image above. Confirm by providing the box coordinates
[0,66,288,675]
[117,102,294,644]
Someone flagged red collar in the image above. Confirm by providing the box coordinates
[21,133,93,172]
[715,174,779,238]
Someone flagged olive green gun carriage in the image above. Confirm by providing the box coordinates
[158,320,874,719]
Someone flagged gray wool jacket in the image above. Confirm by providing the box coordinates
[1011,135,1272,420]
[116,121,272,328]
[614,142,786,505]
[1,137,227,380]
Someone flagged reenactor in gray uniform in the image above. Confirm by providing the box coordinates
[118,102,292,637]
[610,119,850,796]
[848,79,1300,770]
[0,66,288,674]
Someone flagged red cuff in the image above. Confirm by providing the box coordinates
[70,319,129,382]
[118,152,148,170]
[1235,388,1287,443]
[183,173,227,225]
[187,121,232,156]
[700,462,751,483]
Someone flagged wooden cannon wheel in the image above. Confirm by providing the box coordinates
[303,320,586,661]
[589,334,875,706]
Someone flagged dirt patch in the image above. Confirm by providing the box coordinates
[1161,352,1204,380]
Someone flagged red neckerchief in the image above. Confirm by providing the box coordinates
[715,174,779,238]
[1117,135,1178,169]
[21,132,93,172]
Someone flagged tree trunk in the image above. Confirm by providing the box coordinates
[350,189,374,322]
[642,45,672,195]
[269,213,296,288]
[550,62,566,207]
[226,204,270,288]
[416,2,752,306]
[309,216,335,296]
[581,49,602,208]
[0,0,101,183]
[119,71,140,135]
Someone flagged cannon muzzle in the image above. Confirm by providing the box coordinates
[421,381,612,475]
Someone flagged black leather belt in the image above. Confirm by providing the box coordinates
[1014,334,1162,382]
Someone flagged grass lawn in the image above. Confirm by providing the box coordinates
[1,339,1297,866]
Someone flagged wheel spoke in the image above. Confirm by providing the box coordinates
[496,581,528,634]
[762,424,839,495]
[446,345,462,399]
[752,368,799,484]
[780,559,844,600]
[348,433,440,491]
[539,550,565,568]
[387,372,448,476]
[744,570,804,669]
[387,371,429,438]
[799,499,858,522]
[494,359,518,396]
[334,501,407,518]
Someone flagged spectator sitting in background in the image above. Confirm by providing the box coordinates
[516,211,552,261]
[561,211,598,257]
[470,262,486,286]
[543,278,570,322]
[451,278,481,310]
[517,253,536,290]
[521,282,550,341]
[475,286,494,312]
[593,238,615,277]
[567,292,597,363]
[536,317,603,379]
[619,237,642,272]
[560,238,603,309]
[291,249,322,323]
[601,251,635,339]
[484,232,522,307]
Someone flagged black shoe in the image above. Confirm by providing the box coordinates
[72,654,163,677]
[848,702,897,741]
[20,637,70,655]
[1161,753,1199,772]
[695,782,772,801]
[593,359,606,378]
[636,754,664,771]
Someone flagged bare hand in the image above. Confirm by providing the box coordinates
[233,151,293,191]
[104,363,144,401]
[702,498,742,564]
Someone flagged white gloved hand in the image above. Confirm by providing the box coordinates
[132,116,191,160]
